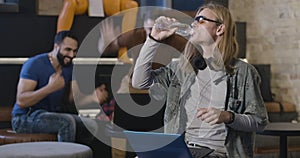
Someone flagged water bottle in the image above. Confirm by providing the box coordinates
[154,17,193,37]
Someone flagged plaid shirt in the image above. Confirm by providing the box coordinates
[96,99,115,121]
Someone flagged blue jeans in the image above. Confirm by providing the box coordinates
[12,109,81,142]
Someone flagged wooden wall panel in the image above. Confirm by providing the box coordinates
[36,0,63,16]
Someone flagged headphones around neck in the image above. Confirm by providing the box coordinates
[191,55,207,70]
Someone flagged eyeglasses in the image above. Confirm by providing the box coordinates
[194,15,222,25]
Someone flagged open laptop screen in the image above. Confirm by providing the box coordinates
[113,93,165,132]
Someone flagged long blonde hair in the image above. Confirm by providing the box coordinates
[180,2,238,75]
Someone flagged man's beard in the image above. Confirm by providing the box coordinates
[57,50,73,67]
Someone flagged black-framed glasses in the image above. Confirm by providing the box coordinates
[194,15,222,25]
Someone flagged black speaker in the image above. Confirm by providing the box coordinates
[236,22,247,58]
[253,64,273,102]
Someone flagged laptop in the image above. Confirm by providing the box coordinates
[123,130,214,158]
[113,93,165,132]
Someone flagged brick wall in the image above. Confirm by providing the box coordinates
[229,0,300,115]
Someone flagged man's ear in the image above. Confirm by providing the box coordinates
[216,24,225,36]
[54,43,60,51]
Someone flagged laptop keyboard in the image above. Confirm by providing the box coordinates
[189,147,214,158]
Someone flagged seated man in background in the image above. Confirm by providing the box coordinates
[11,31,108,143]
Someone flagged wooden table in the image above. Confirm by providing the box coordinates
[257,122,300,158]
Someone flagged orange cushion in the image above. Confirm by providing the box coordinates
[265,102,296,113]
[0,129,57,145]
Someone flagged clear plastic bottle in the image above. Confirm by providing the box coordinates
[170,22,193,37]
[154,18,193,37]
